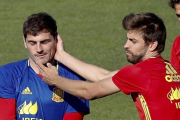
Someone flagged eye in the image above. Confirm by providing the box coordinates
[41,40,50,44]
[28,41,36,45]
[131,40,137,44]
[129,38,137,44]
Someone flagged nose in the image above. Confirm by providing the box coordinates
[124,40,129,49]
[36,44,43,53]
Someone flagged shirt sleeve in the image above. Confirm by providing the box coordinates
[63,112,84,120]
[0,66,16,98]
[112,65,150,95]
[0,98,16,120]
[65,93,90,115]
[170,36,180,74]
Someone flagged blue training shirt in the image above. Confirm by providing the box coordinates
[0,59,90,120]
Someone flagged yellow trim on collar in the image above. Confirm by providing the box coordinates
[28,59,59,69]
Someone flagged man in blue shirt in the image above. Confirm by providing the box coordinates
[0,12,89,120]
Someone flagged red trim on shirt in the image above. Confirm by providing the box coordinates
[63,112,84,120]
[38,74,43,78]
[0,98,16,120]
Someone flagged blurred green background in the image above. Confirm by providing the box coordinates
[0,0,179,119]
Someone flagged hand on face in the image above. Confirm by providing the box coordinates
[54,34,65,61]
[36,61,59,86]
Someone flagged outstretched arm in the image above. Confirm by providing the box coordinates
[37,62,120,100]
[54,34,118,82]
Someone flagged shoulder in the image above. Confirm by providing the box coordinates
[136,56,167,75]
[57,62,85,80]
[57,62,72,73]
[172,35,180,49]
[138,56,165,66]
[114,65,139,80]
[172,35,180,44]
[0,59,28,70]
[175,35,180,41]
[0,59,28,76]
[118,56,165,76]
[119,65,141,75]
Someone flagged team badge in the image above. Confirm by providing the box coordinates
[17,101,38,118]
[52,87,64,102]
[167,87,180,103]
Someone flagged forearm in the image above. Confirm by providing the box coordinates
[46,75,94,100]
[56,51,117,82]
[37,54,120,100]
[43,74,119,100]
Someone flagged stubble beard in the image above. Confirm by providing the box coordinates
[40,55,55,66]
[126,53,144,64]
[126,49,147,65]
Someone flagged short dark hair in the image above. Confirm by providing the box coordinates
[23,12,57,39]
[169,0,180,9]
[122,13,166,54]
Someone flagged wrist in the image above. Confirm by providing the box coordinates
[55,50,66,62]
[57,51,69,63]
[53,75,63,87]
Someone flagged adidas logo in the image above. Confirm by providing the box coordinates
[21,87,32,94]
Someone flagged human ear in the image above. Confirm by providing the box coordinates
[149,41,158,52]
[23,37,27,49]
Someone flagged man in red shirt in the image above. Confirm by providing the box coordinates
[37,12,180,120]
[169,0,180,73]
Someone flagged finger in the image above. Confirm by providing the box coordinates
[47,63,58,74]
[47,63,53,68]
[36,61,45,71]
[57,34,63,42]
[57,34,65,51]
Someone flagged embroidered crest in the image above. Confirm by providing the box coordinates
[52,87,64,102]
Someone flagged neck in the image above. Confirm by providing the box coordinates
[143,51,159,61]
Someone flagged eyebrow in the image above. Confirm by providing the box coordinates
[27,39,51,42]
[128,38,138,41]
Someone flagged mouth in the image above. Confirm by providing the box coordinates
[35,54,46,59]
[126,50,131,55]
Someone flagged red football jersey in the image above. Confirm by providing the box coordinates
[112,56,180,120]
[170,35,180,74]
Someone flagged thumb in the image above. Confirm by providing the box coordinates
[57,34,63,42]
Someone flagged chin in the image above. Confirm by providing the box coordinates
[38,60,48,65]
[127,58,136,64]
